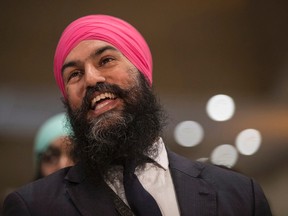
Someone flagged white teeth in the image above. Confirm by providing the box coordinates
[91,93,116,108]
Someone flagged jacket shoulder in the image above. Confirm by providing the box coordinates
[168,150,272,215]
[168,149,251,185]
[3,167,73,216]
[19,166,70,196]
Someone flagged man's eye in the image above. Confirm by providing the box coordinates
[68,70,82,81]
[100,57,115,66]
[41,147,61,164]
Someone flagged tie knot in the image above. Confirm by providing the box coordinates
[124,157,155,175]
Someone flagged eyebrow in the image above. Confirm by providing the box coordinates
[61,45,118,74]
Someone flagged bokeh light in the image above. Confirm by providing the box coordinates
[174,120,204,147]
[206,94,235,121]
[210,144,238,168]
[236,129,262,155]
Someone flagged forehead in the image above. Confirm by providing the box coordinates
[64,40,119,63]
[50,136,70,149]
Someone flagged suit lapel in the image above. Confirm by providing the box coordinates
[168,150,217,216]
[64,164,119,216]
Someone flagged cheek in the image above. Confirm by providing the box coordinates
[113,69,138,88]
[41,163,59,177]
[67,96,81,112]
[66,85,86,109]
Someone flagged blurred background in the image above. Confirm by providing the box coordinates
[1,0,288,215]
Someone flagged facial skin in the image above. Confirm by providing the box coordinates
[62,40,139,120]
[62,40,166,180]
[40,136,74,177]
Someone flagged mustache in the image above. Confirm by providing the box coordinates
[80,82,129,112]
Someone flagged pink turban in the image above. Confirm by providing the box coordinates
[54,15,153,97]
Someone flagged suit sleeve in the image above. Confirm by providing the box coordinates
[251,179,273,216]
[3,192,31,216]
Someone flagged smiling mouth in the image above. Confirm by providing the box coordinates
[90,92,116,110]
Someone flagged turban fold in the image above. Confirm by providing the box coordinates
[54,15,153,97]
[34,112,71,155]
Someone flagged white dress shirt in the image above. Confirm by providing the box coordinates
[106,138,180,216]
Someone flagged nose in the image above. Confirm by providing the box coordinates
[84,63,106,88]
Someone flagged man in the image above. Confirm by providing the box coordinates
[3,15,272,216]
[34,112,74,179]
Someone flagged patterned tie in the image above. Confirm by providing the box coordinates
[123,160,162,216]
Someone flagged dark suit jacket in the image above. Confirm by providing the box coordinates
[3,150,272,216]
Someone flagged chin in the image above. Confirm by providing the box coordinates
[90,110,127,130]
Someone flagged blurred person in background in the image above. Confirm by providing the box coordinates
[34,112,74,179]
[3,14,272,216]
[0,113,74,215]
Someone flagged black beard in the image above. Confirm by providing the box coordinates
[64,73,167,180]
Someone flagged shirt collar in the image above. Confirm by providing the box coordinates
[152,137,169,170]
